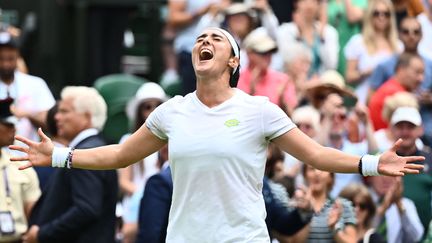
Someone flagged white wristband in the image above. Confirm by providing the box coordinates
[361,154,381,176]
[52,147,72,168]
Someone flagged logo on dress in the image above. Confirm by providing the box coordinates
[224,119,240,127]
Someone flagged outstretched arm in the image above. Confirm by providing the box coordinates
[10,124,167,170]
[272,128,424,176]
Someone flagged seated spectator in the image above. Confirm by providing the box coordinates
[344,0,401,104]
[119,82,168,243]
[368,17,432,144]
[290,165,357,242]
[224,2,281,68]
[339,183,386,243]
[327,0,368,76]
[277,0,339,78]
[136,145,171,243]
[374,92,422,152]
[368,173,424,242]
[388,107,432,240]
[282,43,320,105]
[392,0,424,27]
[237,30,297,114]
[0,31,55,142]
[0,111,41,243]
[369,53,424,131]
[417,0,432,60]
[369,17,431,91]
[283,105,320,186]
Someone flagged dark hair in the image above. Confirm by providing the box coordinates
[395,52,422,71]
[302,164,335,192]
[46,102,59,137]
[339,183,376,228]
[265,143,285,178]
[399,16,421,31]
[229,44,241,87]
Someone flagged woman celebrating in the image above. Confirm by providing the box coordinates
[339,183,386,243]
[290,165,357,242]
[10,27,423,243]
[344,0,400,104]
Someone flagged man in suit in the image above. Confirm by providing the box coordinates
[24,86,118,243]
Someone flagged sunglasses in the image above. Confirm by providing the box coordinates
[373,10,391,18]
[332,113,347,120]
[353,201,368,210]
[400,28,421,36]
[296,123,313,130]
[141,102,162,111]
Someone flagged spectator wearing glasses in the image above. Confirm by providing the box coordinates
[344,0,401,104]
[119,82,168,243]
[0,32,55,142]
[339,183,386,243]
[369,17,432,145]
[306,71,378,197]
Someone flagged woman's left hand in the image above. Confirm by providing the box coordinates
[378,139,424,176]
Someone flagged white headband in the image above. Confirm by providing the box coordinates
[212,28,240,74]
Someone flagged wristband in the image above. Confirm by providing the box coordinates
[361,154,381,176]
[52,147,72,168]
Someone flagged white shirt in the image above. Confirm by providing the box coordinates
[418,13,432,61]
[276,22,339,73]
[0,71,55,141]
[69,128,99,148]
[172,0,221,54]
[385,198,424,243]
[146,89,295,242]
[344,34,398,104]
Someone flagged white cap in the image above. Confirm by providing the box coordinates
[126,82,168,121]
[390,107,422,126]
[243,30,277,54]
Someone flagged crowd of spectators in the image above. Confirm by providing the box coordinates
[1,0,432,242]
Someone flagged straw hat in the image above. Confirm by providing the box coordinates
[306,70,357,108]
[243,30,277,54]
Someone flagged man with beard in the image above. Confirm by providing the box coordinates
[0,32,55,141]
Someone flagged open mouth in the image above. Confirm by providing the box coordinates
[199,49,213,61]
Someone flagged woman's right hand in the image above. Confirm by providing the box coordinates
[9,128,54,169]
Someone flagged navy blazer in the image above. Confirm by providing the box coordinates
[263,177,311,237]
[135,168,310,242]
[29,134,118,243]
[136,166,173,243]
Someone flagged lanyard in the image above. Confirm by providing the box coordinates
[2,167,12,208]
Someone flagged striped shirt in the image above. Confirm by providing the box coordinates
[308,198,357,242]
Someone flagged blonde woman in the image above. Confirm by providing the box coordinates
[344,0,400,104]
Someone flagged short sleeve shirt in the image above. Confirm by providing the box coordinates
[0,148,41,241]
[146,89,295,242]
[307,198,357,242]
[0,72,55,141]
